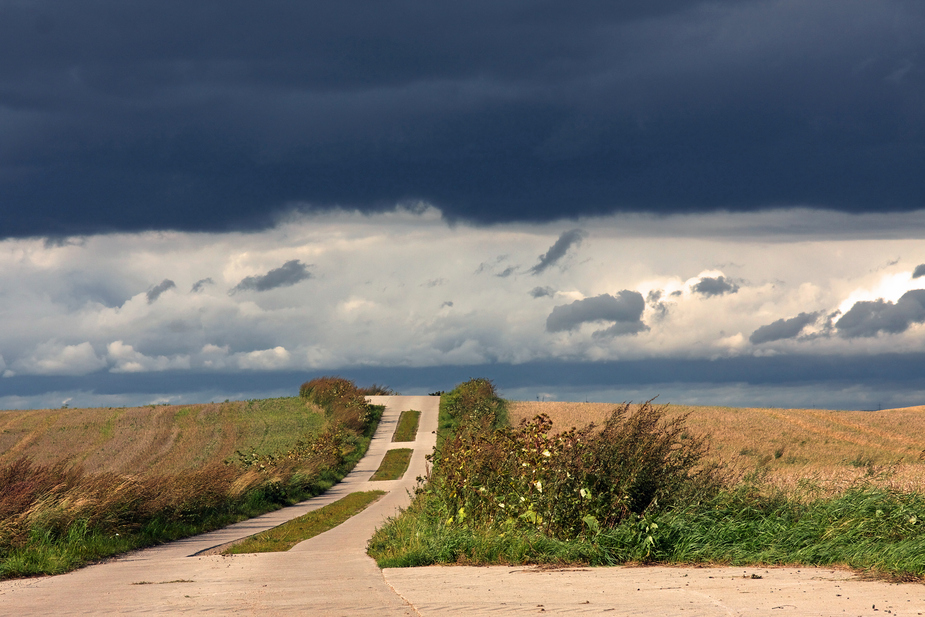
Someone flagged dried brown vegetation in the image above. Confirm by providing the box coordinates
[0,398,325,475]
[0,384,385,579]
[508,401,925,495]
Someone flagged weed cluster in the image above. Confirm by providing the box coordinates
[0,457,240,555]
[434,404,721,539]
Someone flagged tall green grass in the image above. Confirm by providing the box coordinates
[391,410,421,442]
[225,490,386,554]
[369,484,925,579]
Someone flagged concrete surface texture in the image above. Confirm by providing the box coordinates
[386,564,925,616]
[2,395,924,616]
[0,395,436,616]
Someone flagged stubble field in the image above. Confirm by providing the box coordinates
[509,401,925,495]
[0,398,325,475]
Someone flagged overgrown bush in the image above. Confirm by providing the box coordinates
[358,383,397,396]
[440,378,507,429]
[370,382,925,578]
[300,376,379,432]
[431,402,721,539]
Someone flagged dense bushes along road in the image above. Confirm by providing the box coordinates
[369,379,925,581]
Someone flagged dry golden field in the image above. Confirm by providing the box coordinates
[0,398,325,475]
[509,401,925,495]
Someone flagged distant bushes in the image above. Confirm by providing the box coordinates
[439,378,507,429]
[300,376,383,433]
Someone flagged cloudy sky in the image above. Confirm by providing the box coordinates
[2,1,925,410]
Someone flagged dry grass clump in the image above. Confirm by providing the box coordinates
[0,457,240,551]
[509,400,925,495]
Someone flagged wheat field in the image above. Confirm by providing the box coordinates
[0,398,325,475]
[509,401,925,495]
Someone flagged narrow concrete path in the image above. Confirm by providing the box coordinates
[0,395,438,616]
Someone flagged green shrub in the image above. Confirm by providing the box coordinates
[299,377,379,433]
[427,400,721,540]
[440,378,507,430]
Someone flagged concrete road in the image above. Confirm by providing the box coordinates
[2,395,924,616]
[386,564,925,616]
[0,395,437,616]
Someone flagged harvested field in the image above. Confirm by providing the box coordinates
[508,400,925,495]
[0,398,325,475]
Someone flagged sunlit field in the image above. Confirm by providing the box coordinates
[509,401,925,496]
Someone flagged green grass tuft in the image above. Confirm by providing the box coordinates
[392,410,421,442]
[371,449,413,481]
[224,490,385,554]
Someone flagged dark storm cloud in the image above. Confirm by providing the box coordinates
[530,229,587,275]
[835,289,925,338]
[191,278,214,293]
[530,286,555,298]
[3,1,924,238]
[913,265,925,279]
[546,291,646,334]
[692,276,739,297]
[750,312,820,344]
[146,279,176,304]
[230,260,311,294]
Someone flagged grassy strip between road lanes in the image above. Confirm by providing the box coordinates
[368,379,925,581]
[224,491,385,554]
[392,410,421,442]
[371,449,414,481]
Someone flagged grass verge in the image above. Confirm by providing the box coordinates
[371,449,413,481]
[392,410,421,442]
[224,491,385,554]
[369,485,925,580]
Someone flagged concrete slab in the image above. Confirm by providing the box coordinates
[384,564,925,616]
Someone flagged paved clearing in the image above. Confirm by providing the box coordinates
[2,395,924,616]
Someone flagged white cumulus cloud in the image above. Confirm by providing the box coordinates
[107,341,191,373]
[12,341,107,376]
